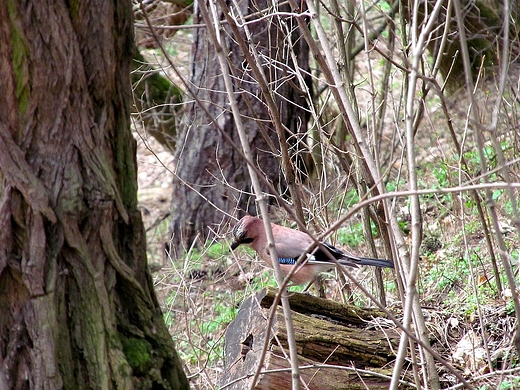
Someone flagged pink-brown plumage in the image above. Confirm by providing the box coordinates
[231,215,393,285]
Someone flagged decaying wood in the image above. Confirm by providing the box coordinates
[221,289,400,389]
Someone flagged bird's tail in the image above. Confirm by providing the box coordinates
[356,257,394,269]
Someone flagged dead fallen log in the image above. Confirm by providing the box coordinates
[220,288,400,389]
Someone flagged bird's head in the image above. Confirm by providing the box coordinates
[230,215,258,250]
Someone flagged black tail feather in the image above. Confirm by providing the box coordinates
[357,257,394,268]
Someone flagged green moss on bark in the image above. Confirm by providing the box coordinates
[121,337,153,374]
[7,0,30,115]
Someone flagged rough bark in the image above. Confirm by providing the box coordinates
[0,2,188,389]
[221,289,399,389]
[168,0,311,255]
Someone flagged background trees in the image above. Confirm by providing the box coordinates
[0,2,188,388]
[135,0,520,388]
[165,0,312,255]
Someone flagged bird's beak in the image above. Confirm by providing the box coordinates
[231,241,240,250]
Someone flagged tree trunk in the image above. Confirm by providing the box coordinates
[0,2,188,389]
[168,0,311,255]
[221,289,399,389]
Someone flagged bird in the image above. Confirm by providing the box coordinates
[230,215,394,285]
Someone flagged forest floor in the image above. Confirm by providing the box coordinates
[135,125,520,390]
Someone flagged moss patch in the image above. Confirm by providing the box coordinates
[7,0,30,116]
[121,336,153,375]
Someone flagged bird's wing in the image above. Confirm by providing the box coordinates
[267,225,363,268]
[267,225,316,261]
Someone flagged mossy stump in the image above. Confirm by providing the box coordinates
[221,288,399,389]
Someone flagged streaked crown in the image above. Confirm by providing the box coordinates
[232,218,247,240]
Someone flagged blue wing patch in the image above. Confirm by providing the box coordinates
[278,257,297,265]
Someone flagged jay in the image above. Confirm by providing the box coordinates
[231,215,394,285]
